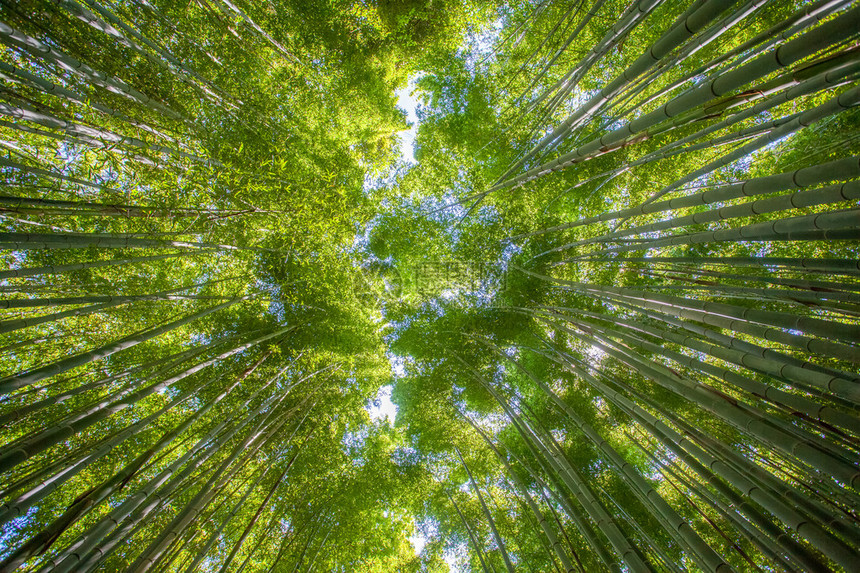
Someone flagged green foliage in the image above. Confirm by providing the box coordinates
[2,1,860,572]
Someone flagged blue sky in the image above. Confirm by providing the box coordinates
[395,77,422,164]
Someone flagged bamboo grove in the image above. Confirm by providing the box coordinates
[0,0,858,572]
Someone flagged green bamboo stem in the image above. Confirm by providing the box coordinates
[536,310,860,490]
[482,337,736,572]
[494,6,860,193]
[541,304,860,435]
[0,231,266,252]
[0,250,205,280]
[496,0,741,186]
[535,331,859,570]
[634,431,797,572]
[530,339,835,571]
[41,357,301,573]
[447,491,493,573]
[0,325,288,476]
[456,446,516,573]
[0,22,185,121]
[553,181,860,253]
[457,356,648,572]
[514,155,860,241]
[516,265,860,366]
[0,298,242,396]
[116,388,310,573]
[463,414,579,572]
[214,437,307,573]
[464,362,620,572]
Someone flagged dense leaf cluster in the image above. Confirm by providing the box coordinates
[1,1,859,572]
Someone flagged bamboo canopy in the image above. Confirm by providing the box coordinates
[0,1,858,571]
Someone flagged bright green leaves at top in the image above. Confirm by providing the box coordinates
[4,0,860,572]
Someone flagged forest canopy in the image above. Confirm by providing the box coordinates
[0,0,859,572]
